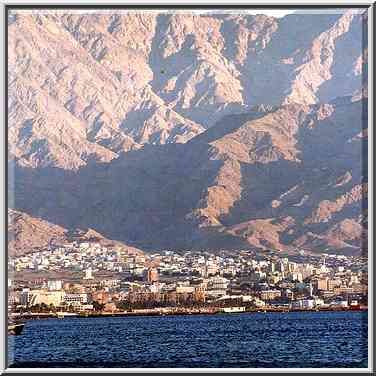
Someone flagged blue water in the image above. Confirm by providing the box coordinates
[8,311,368,368]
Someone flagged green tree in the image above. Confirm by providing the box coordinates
[92,301,105,311]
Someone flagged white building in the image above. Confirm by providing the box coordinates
[64,293,89,306]
[84,267,94,280]
[21,289,66,307]
[47,280,63,291]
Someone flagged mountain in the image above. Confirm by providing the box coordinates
[10,97,367,255]
[7,9,368,256]
[8,209,144,257]
[8,9,367,169]
[8,209,68,256]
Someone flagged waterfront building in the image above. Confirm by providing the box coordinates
[334,286,354,295]
[314,298,325,306]
[64,293,90,306]
[309,283,314,297]
[283,289,294,300]
[206,276,229,299]
[328,278,342,291]
[330,300,348,308]
[260,290,281,301]
[208,276,228,290]
[79,304,94,311]
[176,286,195,294]
[149,283,160,293]
[20,288,31,306]
[252,298,266,307]
[290,298,314,310]
[47,280,63,291]
[21,290,66,307]
[8,291,20,306]
[291,300,302,309]
[193,286,206,303]
[301,299,314,309]
[315,277,328,291]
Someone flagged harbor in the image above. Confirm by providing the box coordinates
[9,304,368,320]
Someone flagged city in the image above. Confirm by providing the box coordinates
[8,239,368,317]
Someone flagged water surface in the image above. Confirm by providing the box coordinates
[8,311,368,368]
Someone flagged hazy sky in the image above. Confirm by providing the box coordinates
[244,10,293,18]
[13,8,356,18]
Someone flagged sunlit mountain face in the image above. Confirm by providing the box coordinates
[8,9,368,256]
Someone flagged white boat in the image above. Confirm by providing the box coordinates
[222,307,246,313]
[57,312,78,318]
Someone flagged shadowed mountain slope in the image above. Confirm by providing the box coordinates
[9,98,367,255]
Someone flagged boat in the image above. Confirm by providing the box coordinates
[349,300,361,310]
[222,307,246,313]
[57,312,78,318]
[8,322,25,335]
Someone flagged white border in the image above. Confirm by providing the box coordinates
[1,367,373,373]
[367,2,374,373]
[1,2,6,374]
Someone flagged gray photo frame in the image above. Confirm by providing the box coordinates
[1,1,374,373]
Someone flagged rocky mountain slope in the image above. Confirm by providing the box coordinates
[8,209,144,257]
[10,97,368,255]
[8,209,68,256]
[8,9,367,169]
[7,9,368,256]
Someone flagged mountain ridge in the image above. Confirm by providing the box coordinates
[9,97,367,256]
[8,10,368,256]
[8,10,367,169]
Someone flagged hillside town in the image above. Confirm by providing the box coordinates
[8,239,368,317]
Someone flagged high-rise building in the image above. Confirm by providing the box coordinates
[309,282,314,297]
[277,261,285,272]
[288,262,297,272]
[283,289,294,300]
[146,267,159,283]
[260,290,281,301]
[47,280,63,291]
[328,278,342,291]
[315,277,328,291]
[291,272,303,283]
[84,267,94,280]
[269,262,275,273]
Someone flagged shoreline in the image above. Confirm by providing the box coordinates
[12,306,368,320]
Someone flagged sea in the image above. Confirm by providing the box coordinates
[8,311,368,368]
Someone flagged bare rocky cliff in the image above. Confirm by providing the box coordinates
[8,9,368,256]
[10,98,368,256]
[9,10,367,168]
[8,209,144,257]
